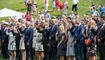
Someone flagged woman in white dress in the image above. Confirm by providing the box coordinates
[33,24,44,60]
[19,24,26,60]
[6,25,16,60]
[66,23,75,60]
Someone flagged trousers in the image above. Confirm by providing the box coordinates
[72,4,78,11]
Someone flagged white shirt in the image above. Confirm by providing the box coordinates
[93,11,98,16]
[72,0,79,5]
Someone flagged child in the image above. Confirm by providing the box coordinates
[44,0,49,11]
[69,11,75,18]
[32,0,37,15]
[56,0,60,11]
[92,8,98,17]
[99,4,105,18]
[52,0,56,13]
[90,8,98,17]
[44,11,51,19]
[64,0,68,16]
[90,2,96,9]
[59,3,63,14]
[38,11,45,20]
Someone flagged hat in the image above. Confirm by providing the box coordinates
[2,21,9,25]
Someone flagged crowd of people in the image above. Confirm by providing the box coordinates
[0,0,105,60]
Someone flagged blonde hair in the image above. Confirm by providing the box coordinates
[59,26,65,33]
[90,20,96,26]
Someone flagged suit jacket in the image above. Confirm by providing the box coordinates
[24,27,33,44]
[74,26,81,43]
[97,24,105,43]
[15,27,22,48]
[49,25,58,40]
[74,24,85,44]
[0,30,1,40]
[1,27,8,45]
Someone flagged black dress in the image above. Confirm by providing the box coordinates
[27,3,32,11]
[57,33,66,56]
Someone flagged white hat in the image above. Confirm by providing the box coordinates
[2,21,8,25]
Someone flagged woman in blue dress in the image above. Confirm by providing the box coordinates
[66,22,75,60]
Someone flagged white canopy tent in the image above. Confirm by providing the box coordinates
[0,8,24,18]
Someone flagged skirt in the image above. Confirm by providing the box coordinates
[8,42,16,51]
[19,39,25,50]
[66,38,75,56]
[35,43,44,51]
[27,7,31,11]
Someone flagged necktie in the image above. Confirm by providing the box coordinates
[17,28,19,33]
[97,25,103,40]
[51,25,55,31]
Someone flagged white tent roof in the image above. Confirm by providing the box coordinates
[0,8,24,17]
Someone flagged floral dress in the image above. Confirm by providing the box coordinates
[6,30,16,51]
[33,30,44,51]
[87,29,97,56]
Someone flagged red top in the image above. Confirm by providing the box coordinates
[56,1,60,6]
[59,4,63,10]
[56,0,58,2]
[45,0,46,4]
[25,14,31,21]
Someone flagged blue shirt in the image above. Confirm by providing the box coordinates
[24,0,28,2]
[90,10,93,15]
[45,13,51,19]
[69,14,75,18]
[100,7,105,16]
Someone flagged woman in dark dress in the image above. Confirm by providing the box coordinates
[27,0,32,14]
[56,26,66,60]
[86,20,97,60]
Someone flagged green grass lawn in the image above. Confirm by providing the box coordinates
[0,0,105,19]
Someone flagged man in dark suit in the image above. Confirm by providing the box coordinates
[1,23,9,59]
[74,23,85,60]
[0,24,1,46]
[49,19,59,60]
[15,23,22,60]
[97,20,105,60]
[24,22,34,60]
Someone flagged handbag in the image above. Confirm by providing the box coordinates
[85,39,92,45]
